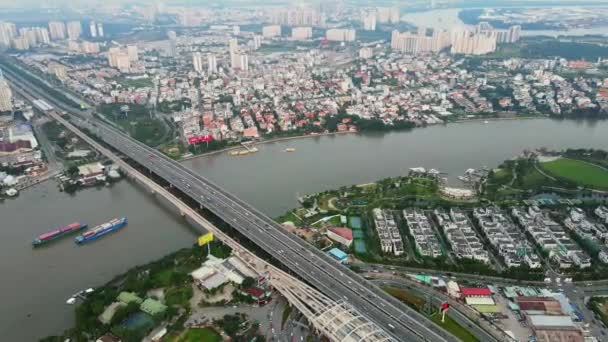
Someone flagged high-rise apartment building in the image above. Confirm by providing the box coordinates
[12,36,30,50]
[48,21,66,40]
[451,29,497,55]
[359,47,373,59]
[231,54,248,71]
[391,29,451,54]
[262,25,281,38]
[127,45,138,62]
[361,11,377,31]
[326,29,356,42]
[81,41,100,54]
[89,21,97,38]
[207,54,217,74]
[252,35,262,50]
[0,69,13,112]
[34,27,50,45]
[291,27,312,40]
[97,22,104,37]
[167,30,177,57]
[271,8,325,27]
[475,22,522,44]
[0,22,17,47]
[66,21,82,40]
[192,52,204,72]
[376,7,399,24]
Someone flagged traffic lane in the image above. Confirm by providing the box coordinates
[372,279,500,342]
[102,132,440,342]
[96,127,442,340]
[105,129,455,342]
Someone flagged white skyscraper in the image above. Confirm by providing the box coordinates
[233,25,240,36]
[252,35,262,50]
[229,38,238,55]
[89,21,97,38]
[207,54,217,74]
[127,45,139,62]
[66,21,82,40]
[235,54,248,71]
[192,52,203,72]
[167,30,177,57]
[326,29,356,42]
[97,22,104,37]
[34,27,50,45]
[359,47,373,59]
[291,27,312,40]
[262,25,281,38]
[361,11,377,31]
[0,69,13,112]
[48,21,66,40]
[0,22,17,47]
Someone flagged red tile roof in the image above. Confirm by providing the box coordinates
[460,287,491,297]
[330,228,353,241]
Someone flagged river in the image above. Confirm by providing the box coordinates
[182,119,608,217]
[2,118,608,340]
[0,181,196,341]
[401,8,608,36]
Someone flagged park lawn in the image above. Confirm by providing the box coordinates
[429,313,479,342]
[177,328,222,342]
[98,103,169,146]
[489,168,511,185]
[541,158,608,190]
[517,167,551,189]
[152,269,173,287]
[165,284,193,307]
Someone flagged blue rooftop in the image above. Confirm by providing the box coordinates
[328,248,348,261]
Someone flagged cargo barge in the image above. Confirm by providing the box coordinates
[75,217,127,244]
[32,222,87,246]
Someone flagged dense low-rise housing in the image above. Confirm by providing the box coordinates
[473,207,541,268]
[403,208,442,258]
[512,206,591,269]
[372,208,404,256]
[434,208,490,263]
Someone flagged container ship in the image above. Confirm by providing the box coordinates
[75,217,127,244]
[33,222,87,246]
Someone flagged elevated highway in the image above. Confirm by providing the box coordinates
[4,66,504,342]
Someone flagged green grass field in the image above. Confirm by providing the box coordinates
[177,328,222,342]
[429,313,479,342]
[541,158,608,190]
[384,287,479,342]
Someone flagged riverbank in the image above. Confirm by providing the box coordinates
[179,115,549,162]
[179,131,357,161]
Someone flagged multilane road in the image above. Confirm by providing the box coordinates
[5,67,500,342]
[90,119,461,342]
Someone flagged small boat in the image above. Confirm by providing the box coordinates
[238,150,250,155]
[229,151,239,156]
[285,148,296,152]
[66,298,76,305]
[483,120,489,124]
[5,188,18,197]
